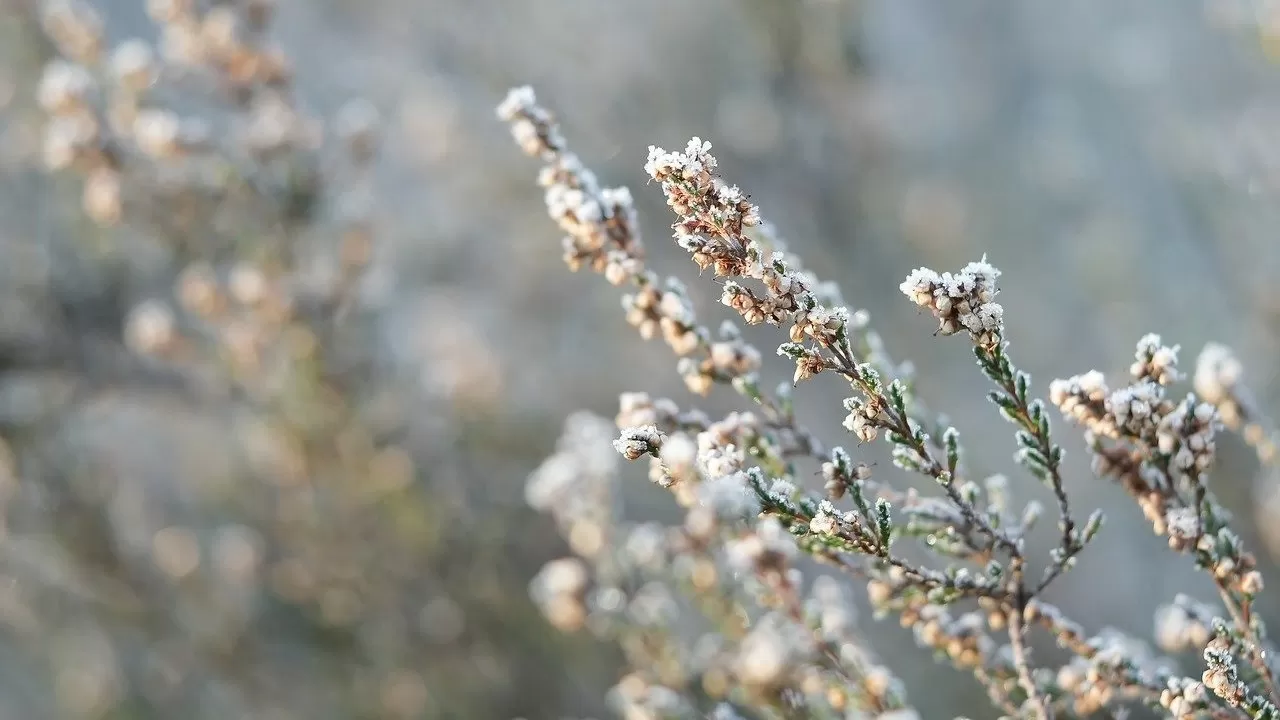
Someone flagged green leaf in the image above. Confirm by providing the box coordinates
[1083,509,1105,543]
[875,498,893,548]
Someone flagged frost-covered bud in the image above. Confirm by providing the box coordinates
[1106,381,1163,436]
[768,479,797,501]
[1165,507,1201,551]
[778,342,825,384]
[809,501,841,536]
[1131,333,1182,386]
[496,85,535,121]
[899,257,1004,345]
[1240,570,1264,596]
[614,425,664,460]
[1156,395,1220,478]
[496,86,566,157]
[899,268,940,307]
[842,398,880,443]
[822,453,868,500]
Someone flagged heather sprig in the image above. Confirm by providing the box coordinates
[498,87,823,464]
[502,86,1278,720]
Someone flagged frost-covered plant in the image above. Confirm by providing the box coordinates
[500,85,1280,719]
[0,2,559,718]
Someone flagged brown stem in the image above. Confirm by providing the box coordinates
[1007,560,1053,720]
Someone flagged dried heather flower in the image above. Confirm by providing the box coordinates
[1157,395,1220,475]
[1165,507,1201,551]
[496,86,565,158]
[1131,333,1182,386]
[899,258,1004,347]
[614,425,664,461]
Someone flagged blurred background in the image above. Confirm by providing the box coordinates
[2,0,1280,717]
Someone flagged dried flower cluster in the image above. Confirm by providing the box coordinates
[502,86,1280,719]
[2,3,557,718]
